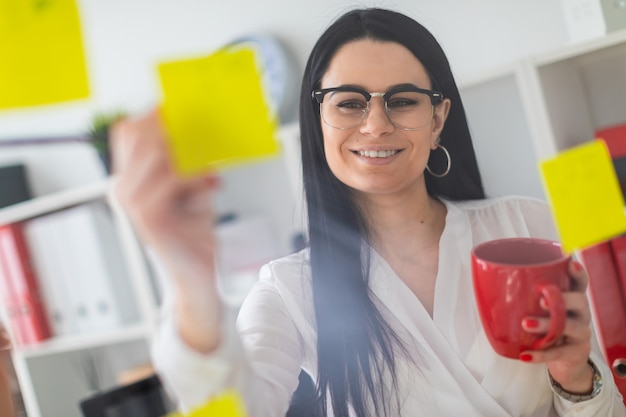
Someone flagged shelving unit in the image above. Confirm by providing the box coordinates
[0,180,155,417]
[459,27,626,201]
[528,28,626,157]
[0,122,303,417]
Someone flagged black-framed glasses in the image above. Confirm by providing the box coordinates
[311,84,444,130]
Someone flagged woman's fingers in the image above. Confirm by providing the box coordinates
[522,291,592,359]
[519,262,593,377]
[568,260,588,292]
[519,337,591,365]
[523,260,591,338]
[562,291,591,323]
[111,109,164,173]
[549,291,590,324]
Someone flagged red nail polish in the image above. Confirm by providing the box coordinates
[573,262,583,272]
[523,318,539,329]
[519,353,533,362]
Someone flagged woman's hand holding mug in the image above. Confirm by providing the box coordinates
[471,238,594,395]
[522,259,594,395]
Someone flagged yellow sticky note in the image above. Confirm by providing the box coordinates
[0,0,90,109]
[158,46,280,176]
[540,140,626,253]
[165,390,248,417]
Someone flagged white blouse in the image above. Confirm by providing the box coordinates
[152,196,626,416]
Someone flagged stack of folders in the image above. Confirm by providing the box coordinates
[19,201,139,340]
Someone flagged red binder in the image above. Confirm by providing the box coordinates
[596,124,626,198]
[610,236,626,315]
[0,223,52,346]
[596,124,626,159]
[0,246,28,345]
[579,242,626,404]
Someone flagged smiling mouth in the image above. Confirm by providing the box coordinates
[355,149,401,158]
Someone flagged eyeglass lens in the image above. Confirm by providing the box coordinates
[320,90,434,130]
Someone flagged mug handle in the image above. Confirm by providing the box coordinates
[532,283,566,350]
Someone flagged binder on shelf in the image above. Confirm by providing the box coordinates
[0,223,52,346]
[596,123,626,198]
[0,247,27,345]
[89,202,139,327]
[578,242,626,402]
[596,123,626,160]
[31,209,92,335]
[56,206,115,333]
[48,202,139,334]
[0,164,32,209]
[24,214,80,337]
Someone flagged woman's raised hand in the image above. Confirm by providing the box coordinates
[111,109,224,353]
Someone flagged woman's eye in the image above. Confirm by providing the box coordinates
[337,100,366,109]
[387,98,418,109]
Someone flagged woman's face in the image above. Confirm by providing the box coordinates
[319,39,450,197]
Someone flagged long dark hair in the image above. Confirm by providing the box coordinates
[299,8,485,417]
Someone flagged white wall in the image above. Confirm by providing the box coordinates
[0,0,569,195]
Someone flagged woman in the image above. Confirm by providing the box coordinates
[112,8,625,417]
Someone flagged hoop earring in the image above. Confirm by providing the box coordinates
[426,143,451,178]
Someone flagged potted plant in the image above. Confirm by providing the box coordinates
[87,110,127,175]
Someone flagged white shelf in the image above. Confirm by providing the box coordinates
[0,180,110,226]
[533,27,626,66]
[15,324,151,359]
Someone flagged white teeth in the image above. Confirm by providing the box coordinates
[357,150,399,158]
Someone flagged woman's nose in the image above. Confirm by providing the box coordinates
[359,97,395,137]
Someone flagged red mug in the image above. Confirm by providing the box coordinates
[471,237,570,359]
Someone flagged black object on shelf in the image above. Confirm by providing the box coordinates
[0,164,32,209]
[613,156,626,199]
[79,374,175,417]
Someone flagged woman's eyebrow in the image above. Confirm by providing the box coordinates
[334,82,422,92]
[388,83,423,90]
[332,83,367,90]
